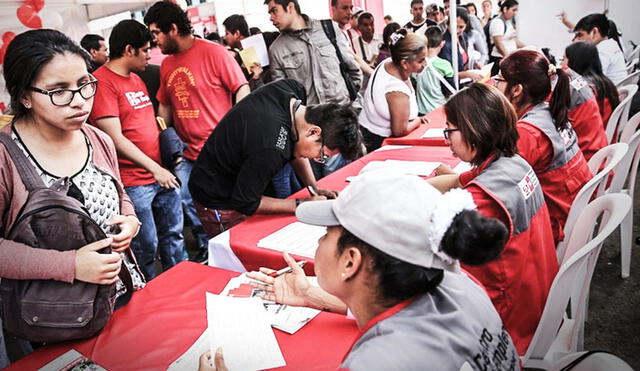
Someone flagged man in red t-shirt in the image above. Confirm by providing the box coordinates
[89,19,185,280]
[144,2,250,263]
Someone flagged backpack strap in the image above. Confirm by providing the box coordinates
[0,132,46,192]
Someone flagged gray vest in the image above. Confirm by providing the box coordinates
[472,155,546,235]
[567,68,595,109]
[521,102,581,172]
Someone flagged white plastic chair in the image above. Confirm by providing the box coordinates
[605,85,638,144]
[557,143,628,262]
[549,351,633,371]
[522,194,631,370]
[616,70,640,88]
[626,57,638,74]
[613,112,640,278]
[625,43,640,62]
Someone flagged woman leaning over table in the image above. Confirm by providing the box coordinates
[200,172,519,371]
[494,50,592,244]
[0,29,144,360]
[429,83,558,355]
[358,29,429,153]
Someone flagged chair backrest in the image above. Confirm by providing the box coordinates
[616,70,640,88]
[605,84,638,143]
[625,44,640,62]
[522,194,631,369]
[557,143,628,262]
[619,112,640,197]
[587,142,629,196]
[626,57,638,73]
[549,351,634,371]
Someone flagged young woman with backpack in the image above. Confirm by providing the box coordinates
[487,0,524,75]
[0,29,144,362]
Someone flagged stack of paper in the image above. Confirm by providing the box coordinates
[257,222,327,258]
[347,160,442,182]
[206,293,286,371]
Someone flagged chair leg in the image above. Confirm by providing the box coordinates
[621,207,633,278]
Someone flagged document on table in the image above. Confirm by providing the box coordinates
[420,128,445,139]
[221,273,321,334]
[453,161,473,174]
[168,329,210,371]
[374,145,411,152]
[240,34,270,66]
[206,293,286,371]
[347,160,442,182]
[257,222,327,258]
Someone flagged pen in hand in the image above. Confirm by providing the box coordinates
[269,260,307,277]
[307,186,318,197]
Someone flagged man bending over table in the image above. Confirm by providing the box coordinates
[189,79,363,237]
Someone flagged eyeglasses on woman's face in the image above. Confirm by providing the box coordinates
[28,78,98,106]
[443,128,460,140]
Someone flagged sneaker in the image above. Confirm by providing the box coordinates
[191,249,208,264]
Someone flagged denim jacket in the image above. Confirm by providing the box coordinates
[268,16,362,105]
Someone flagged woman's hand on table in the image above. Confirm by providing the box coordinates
[246,251,312,307]
[107,215,140,253]
[198,348,227,371]
[435,163,456,176]
[314,188,339,199]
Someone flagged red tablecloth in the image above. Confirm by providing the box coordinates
[6,262,358,371]
[381,106,448,147]
[229,146,460,273]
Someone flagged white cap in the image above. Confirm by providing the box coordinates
[295,172,477,270]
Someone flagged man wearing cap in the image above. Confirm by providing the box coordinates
[189,79,363,236]
[241,173,518,370]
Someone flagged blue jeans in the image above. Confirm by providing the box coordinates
[126,183,185,280]
[271,163,301,199]
[174,159,209,249]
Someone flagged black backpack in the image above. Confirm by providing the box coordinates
[484,15,507,54]
[0,132,132,343]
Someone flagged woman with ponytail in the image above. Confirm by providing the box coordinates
[495,49,592,243]
[237,172,518,371]
[358,29,429,153]
[429,82,558,355]
[564,41,620,125]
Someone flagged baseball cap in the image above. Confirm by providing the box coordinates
[295,171,475,270]
[426,3,439,14]
[352,6,364,18]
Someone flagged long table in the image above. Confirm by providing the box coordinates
[6,262,358,370]
[381,106,448,147]
[219,145,460,273]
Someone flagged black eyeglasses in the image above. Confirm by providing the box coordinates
[443,128,460,140]
[492,76,508,85]
[314,139,330,164]
[28,78,98,106]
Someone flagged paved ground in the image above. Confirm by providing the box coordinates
[583,176,640,368]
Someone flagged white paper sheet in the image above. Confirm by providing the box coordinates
[257,222,327,258]
[453,161,473,174]
[168,329,210,371]
[374,145,411,152]
[240,34,270,66]
[220,274,321,334]
[206,293,286,371]
[420,128,445,139]
[347,160,442,182]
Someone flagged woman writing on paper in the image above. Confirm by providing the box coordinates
[358,30,429,153]
[201,172,519,370]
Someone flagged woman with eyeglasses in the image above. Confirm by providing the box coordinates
[493,50,592,244]
[0,29,143,358]
[358,30,429,153]
[430,83,558,355]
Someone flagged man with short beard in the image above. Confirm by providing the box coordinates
[144,1,250,263]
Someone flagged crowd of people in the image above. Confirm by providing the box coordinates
[0,0,637,369]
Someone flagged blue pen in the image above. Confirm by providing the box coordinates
[214,209,225,233]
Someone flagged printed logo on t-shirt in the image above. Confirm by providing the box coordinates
[276,127,288,150]
[517,169,539,200]
[167,67,200,119]
[125,91,152,110]
[472,328,519,370]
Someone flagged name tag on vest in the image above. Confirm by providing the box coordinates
[518,169,540,200]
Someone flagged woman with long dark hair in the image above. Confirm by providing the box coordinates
[495,50,592,243]
[565,41,620,125]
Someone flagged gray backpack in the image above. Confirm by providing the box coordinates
[0,132,132,343]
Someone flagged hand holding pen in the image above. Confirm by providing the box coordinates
[269,260,307,277]
[246,252,312,307]
[307,185,338,199]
